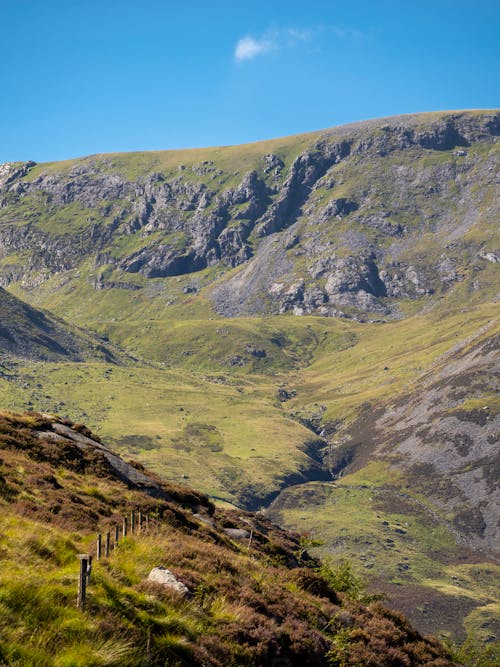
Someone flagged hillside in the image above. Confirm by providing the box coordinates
[0,286,117,363]
[0,111,498,320]
[0,109,498,642]
[269,323,500,640]
[0,410,458,666]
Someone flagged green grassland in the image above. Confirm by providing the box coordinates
[0,359,321,507]
[287,302,499,424]
[1,302,497,506]
[268,461,500,643]
[2,296,497,642]
[23,126,324,183]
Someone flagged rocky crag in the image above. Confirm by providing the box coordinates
[0,110,498,320]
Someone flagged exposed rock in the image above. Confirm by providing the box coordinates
[356,213,405,237]
[324,256,386,298]
[308,257,337,280]
[320,198,359,220]
[277,387,297,402]
[217,226,252,267]
[93,273,142,291]
[405,266,433,295]
[120,244,204,278]
[0,111,498,318]
[245,344,266,358]
[223,355,248,367]
[263,153,284,173]
[223,527,250,540]
[437,255,462,284]
[478,249,499,263]
[284,232,300,249]
[255,142,352,237]
[269,280,305,314]
[147,567,190,596]
[0,161,36,188]
[303,286,327,310]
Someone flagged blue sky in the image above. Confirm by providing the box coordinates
[1,0,498,162]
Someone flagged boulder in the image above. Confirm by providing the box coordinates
[147,567,190,596]
[224,528,250,540]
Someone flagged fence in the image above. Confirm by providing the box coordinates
[77,509,159,609]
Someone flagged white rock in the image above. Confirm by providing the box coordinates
[223,528,250,540]
[478,250,499,263]
[147,567,190,596]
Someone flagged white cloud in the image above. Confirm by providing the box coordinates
[234,25,361,63]
[234,27,312,63]
[234,36,274,62]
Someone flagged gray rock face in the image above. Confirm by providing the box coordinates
[478,249,499,263]
[147,567,190,596]
[0,111,498,316]
[255,142,352,238]
[320,198,359,221]
[324,256,386,298]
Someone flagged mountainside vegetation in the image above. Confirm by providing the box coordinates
[0,110,498,646]
[0,410,462,666]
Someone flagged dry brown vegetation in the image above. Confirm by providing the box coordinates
[0,410,458,665]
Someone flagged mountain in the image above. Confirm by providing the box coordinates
[0,409,457,666]
[0,286,117,362]
[0,111,498,319]
[0,110,498,642]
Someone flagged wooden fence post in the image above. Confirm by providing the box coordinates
[105,532,110,558]
[123,516,127,538]
[131,510,136,534]
[96,534,102,560]
[138,510,142,534]
[114,524,119,546]
[77,554,89,609]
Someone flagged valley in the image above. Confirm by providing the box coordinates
[0,109,498,645]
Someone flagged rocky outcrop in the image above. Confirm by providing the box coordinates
[266,254,391,317]
[0,161,36,189]
[255,141,352,237]
[0,110,498,315]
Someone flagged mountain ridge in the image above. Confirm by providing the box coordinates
[1,109,498,324]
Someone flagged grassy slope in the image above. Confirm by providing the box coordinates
[0,410,460,667]
[269,471,500,643]
[268,307,500,642]
[4,300,497,644]
[2,305,495,504]
[0,287,117,363]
